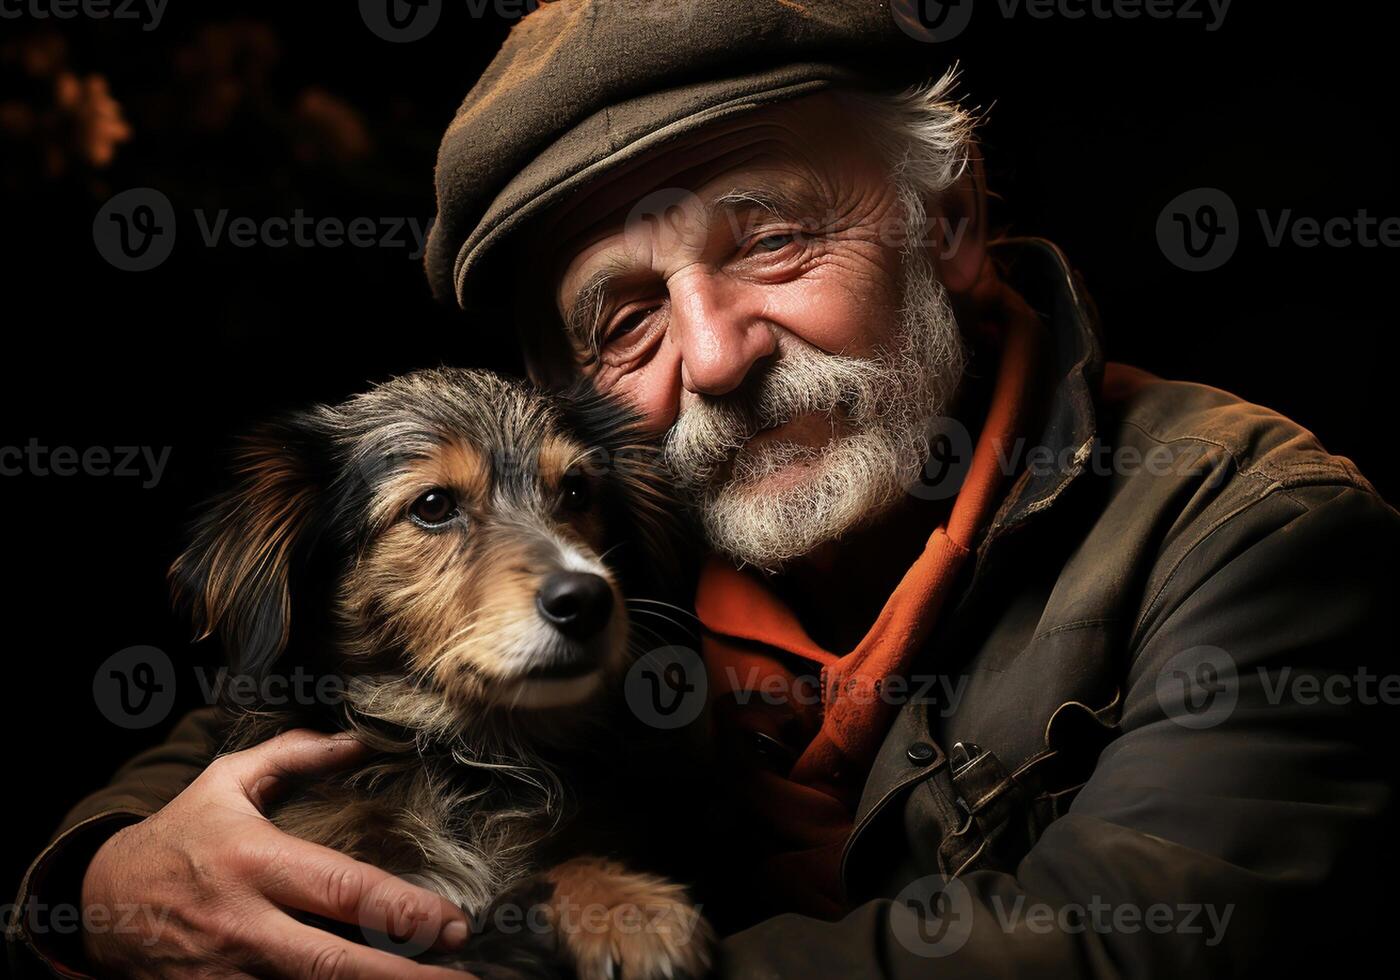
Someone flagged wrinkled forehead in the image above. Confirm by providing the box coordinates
[535,93,877,308]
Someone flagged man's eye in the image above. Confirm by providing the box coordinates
[604,306,657,345]
[409,488,459,529]
[752,232,797,252]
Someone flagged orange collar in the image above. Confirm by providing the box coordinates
[694,559,836,665]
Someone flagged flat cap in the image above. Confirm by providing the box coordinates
[425,0,945,311]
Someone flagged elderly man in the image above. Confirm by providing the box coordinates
[10,2,1398,977]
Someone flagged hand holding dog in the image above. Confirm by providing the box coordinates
[80,729,477,979]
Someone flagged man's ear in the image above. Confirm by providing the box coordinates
[926,141,989,299]
[170,414,328,680]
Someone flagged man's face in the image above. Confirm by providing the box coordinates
[545,95,967,569]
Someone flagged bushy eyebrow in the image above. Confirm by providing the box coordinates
[564,255,636,362]
[711,186,809,219]
[561,183,815,356]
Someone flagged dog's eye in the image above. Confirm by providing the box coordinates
[409,488,458,529]
[558,472,592,513]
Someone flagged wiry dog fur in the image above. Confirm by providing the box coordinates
[171,368,712,978]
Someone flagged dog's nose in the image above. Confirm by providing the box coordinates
[536,572,613,639]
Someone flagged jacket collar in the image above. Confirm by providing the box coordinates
[980,237,1104,542]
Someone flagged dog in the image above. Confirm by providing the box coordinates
[171,367,714,979]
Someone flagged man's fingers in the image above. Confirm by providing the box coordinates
[251,911,476,980]
[254,837,471,952]
[214,729,370,812]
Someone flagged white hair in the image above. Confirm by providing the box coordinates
[841,67,983,256]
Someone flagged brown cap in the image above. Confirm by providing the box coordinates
[424,0,945,311]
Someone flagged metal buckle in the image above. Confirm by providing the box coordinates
[950,740,983,777]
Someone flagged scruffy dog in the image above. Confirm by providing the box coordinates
[171,368,713,979]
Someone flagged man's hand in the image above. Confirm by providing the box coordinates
[80,729,475,979]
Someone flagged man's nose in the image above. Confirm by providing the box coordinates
[669,269,776,396]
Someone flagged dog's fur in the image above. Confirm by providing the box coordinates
[171,368,712,979]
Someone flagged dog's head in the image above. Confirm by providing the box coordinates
[172,368,685,723]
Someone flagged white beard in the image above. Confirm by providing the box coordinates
[663,249,968,571]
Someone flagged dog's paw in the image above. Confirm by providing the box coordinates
[544,857,713,980]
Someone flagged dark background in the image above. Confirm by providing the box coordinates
[2,0,1396,927]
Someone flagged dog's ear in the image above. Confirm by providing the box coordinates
[170,412,332,679]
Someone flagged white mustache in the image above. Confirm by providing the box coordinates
[663,337,889,488]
